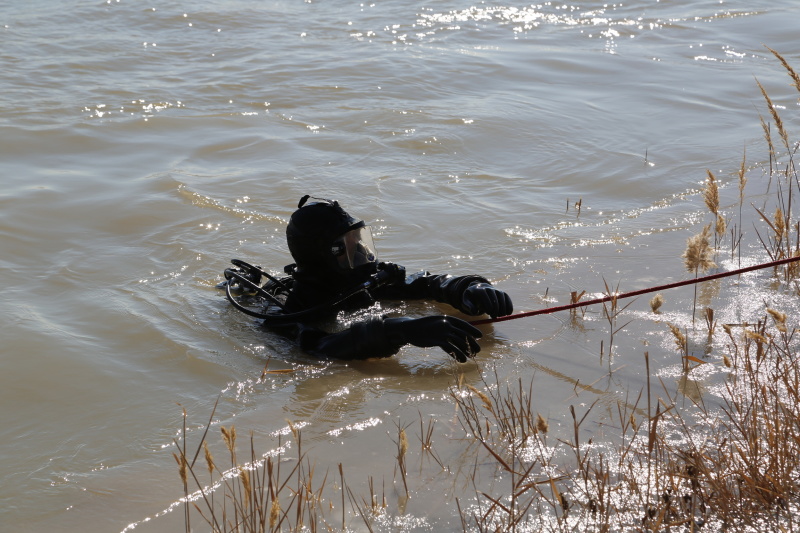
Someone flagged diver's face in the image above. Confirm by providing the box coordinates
[329,226,377,271]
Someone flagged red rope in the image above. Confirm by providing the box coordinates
[470,255,800,326]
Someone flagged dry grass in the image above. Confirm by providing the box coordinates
[172,50,800,532]
[174,311,800,531]
[441,298,800,532]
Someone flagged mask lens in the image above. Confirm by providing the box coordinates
[333,226,377,269]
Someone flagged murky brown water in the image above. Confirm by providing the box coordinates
[2,1,800,530]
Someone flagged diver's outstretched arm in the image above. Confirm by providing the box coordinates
[296,315,482,362]
[388,273,514,319]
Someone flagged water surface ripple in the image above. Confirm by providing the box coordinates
[1,0,799,530]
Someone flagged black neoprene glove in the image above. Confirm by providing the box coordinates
[462,283,514,318]
[384,316,482,363]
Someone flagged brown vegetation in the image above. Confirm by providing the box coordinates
[173,50,800,532]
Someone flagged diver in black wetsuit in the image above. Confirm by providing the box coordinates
[220,195,513,362]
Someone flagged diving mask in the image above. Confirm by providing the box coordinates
[330,225,377,270]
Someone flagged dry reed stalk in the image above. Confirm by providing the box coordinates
[467,384,493,412]
[683,224,715,326]
[738,148,747,202]
[203,441,215,476]
[767,308,788,333]
[704,307,716,352]
[761,116,776,176]
[570,290,586,319]
[450,373,545,530]
[704,169,720,217]
[704,169,727,247]
[731,148,748,263]
[345,483,377,533]
[774,206,786,244]
[399,428,408,459]
[667,323,688,356]
[177,407,191,531]
[269,497,280,530]
[753,203,787,263]
[715,214,726,244]
[788,248,800,281]
[766,46,800,94]
[286,419,299,442]
[600,279,634,359]
[757,78,790,151]
[174,451,188,486]
[239,467,252,509]
[394,421,410,499]
[744,329,769,345]
[536,413,549,434]
[221,426,235,458]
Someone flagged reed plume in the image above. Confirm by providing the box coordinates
[667,323,687,354]
[239,467,252,507]
[174,452,188,486]
[467,384,493,412]
[773,207,786,244]
[399,428,408,458]
[395,423,410,498]
[683,223,716,273]
[766,46,800,93]
[738,149,747,202]
[704,170,719,216]
[203,441,215,476]
[269,498,281,529]
[745,329,769,345]
[733,148,747,263]
[221,426,233,451]
[760,116,776,175]
[703,170,727,245]
[767,308,788,333]
[716,214,726,242]
[287,419,299,442]
[536,413,549,434]
[757,78,790,150]
[649,293,663,313]
[221,425,238,467]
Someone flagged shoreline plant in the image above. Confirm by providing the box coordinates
[171,50,800,532]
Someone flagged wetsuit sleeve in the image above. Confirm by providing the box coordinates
[380,271,491,314]
[295,318,404,360]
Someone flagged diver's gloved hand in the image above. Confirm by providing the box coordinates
[384,316,482,363]
[461,283,513,318]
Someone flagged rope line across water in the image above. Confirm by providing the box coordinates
[470,255,800,326]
